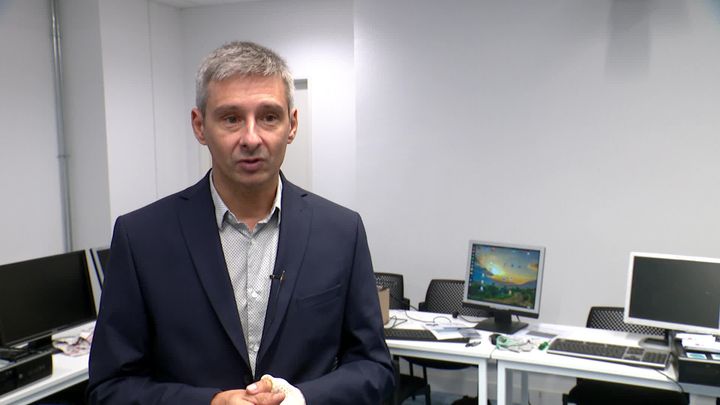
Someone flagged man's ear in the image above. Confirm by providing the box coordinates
[287,108,298,144]
[191,108,207,145]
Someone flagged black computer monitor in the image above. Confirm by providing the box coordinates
[462,240,546,334]
[624,252,720,337]
[90,246,110,286]
[0,250,97,350]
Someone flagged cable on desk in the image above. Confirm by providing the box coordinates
[654,366,689,405]
[453,312,480,324]
[488,345,499,359]
[385,316,407,329]
[402,310,453,325]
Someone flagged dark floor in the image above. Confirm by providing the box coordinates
[402,391,475,405]
[31,381,87,405]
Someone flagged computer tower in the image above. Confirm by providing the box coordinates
[0,350,53,396]
[676,344,720,387]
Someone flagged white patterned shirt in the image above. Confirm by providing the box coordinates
[209,173,282,375]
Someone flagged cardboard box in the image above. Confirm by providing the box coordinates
[377,286,390,325]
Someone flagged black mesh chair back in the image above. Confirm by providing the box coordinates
[563,306,686,405]
[375,273,427,404]
[585,306,665,335]
[374,272,410,310]
[419,279,489,317]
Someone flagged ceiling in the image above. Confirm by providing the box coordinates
[152,0,265,8]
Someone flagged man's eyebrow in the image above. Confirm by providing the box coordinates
[256,101,285,112]
[212,102,285,115]
[213,104,241,115]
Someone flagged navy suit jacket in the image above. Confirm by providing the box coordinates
[88,174,394,404]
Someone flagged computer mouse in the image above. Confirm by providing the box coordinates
[489,333,501,345]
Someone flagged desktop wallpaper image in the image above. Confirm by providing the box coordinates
[467,245,540,309]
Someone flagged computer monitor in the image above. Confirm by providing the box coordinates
[624,252,720,337]
[462,240,546,334]
[0,250,98,350]
[90,246,110,286]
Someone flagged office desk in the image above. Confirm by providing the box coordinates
[494,324,720,405]
[385,310,493,405]
[0,353,88,405]
[388,339,491,405]
[495,348,682,404]
[385,312,719,405]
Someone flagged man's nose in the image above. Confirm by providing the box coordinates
[239,118,262,149]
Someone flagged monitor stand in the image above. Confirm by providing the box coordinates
[639,329,673,351]
[473,310,528,334]
[23,336,54,354]
[0,336,53,362]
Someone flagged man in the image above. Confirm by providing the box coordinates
[88,41,394,405]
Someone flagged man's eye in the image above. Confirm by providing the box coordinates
[262,114,279,124]
[224,116,239,124]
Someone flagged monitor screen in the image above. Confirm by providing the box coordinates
[91,247,110,286]
[624,252,720,335]
[0,250,97,348]
[463,240,546,334]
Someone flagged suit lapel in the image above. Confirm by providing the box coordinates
[257,177,312,363]
[176,175,251,369]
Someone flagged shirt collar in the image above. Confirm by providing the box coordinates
[209,171,283,229]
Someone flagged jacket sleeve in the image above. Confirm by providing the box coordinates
[87,217,221,405]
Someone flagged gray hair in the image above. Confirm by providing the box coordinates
[195,41,294,114]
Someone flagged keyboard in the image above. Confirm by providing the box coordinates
[548,338,670,369]
[383,328,469,343]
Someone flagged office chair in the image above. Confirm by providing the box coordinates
[562,306,689,405]
[374,272,411,310]
[417,279,489,317]
[406,280,490,400]
[374,273,430,404]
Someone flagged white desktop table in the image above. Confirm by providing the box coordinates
[495,323,681,405]
[385,311,720,405]
[388,339,492,405]
[495,324,719,405]
[385,310,494,405]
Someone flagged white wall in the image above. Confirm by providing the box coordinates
[148,2,194,198]
[58,0,193,249]
[5,0,720,396]
[355,0,720,326]
[178,0,356,206]
[99,0,159,221]
[0,0,65,263]
[59,0,112,250]
[5,0,720,332]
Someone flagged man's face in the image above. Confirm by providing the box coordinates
[191,74,297,194]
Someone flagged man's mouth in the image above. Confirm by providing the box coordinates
[237,158,263,172]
